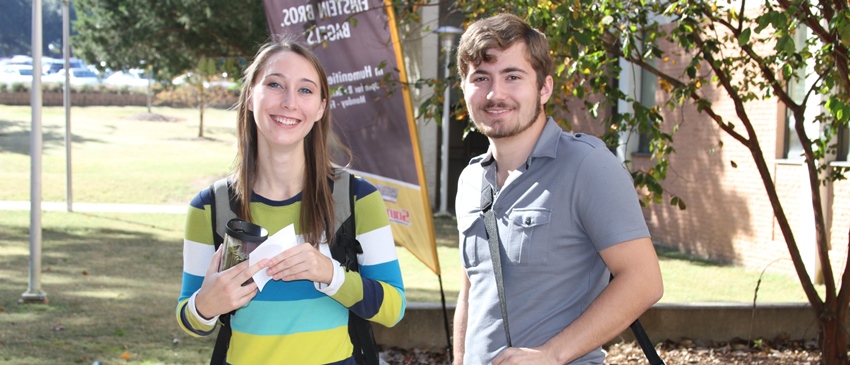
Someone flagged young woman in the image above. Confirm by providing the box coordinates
[176,36,406,365]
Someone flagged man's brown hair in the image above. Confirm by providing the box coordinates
[456,13,553,90]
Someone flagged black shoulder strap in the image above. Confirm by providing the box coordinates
[480,183,512,348]
[610,274,666,365]
[330,171,360,270]
[330,171,379,365]
[209,178,236,365]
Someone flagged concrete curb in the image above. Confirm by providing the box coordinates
[374,302,831,349]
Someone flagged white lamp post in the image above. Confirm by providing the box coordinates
[24,0,48,304]
[434,26,463,217]
[62,0,72,213]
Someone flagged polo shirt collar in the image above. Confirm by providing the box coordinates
[479,116,560,170]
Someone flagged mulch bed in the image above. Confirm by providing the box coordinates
[379,335,823,364]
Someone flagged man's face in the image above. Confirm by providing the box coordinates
[460,42,552,140]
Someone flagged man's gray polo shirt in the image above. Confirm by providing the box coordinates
[455,117,650,364]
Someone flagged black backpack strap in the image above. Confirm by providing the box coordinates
[209,178,238,365]
[329,172,379,365]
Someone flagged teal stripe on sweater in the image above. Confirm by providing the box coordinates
[360,260,404,291]
[231,297,348,336]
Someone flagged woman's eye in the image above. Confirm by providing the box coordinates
[267,82,281,88]
[299,87,314,94]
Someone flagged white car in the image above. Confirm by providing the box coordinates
[43,59,87,75]
[43,68,100,86]
[104,69,151,87]
[0,64,34,85]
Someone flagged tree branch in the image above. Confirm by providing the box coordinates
[693,31,825,310]
[603,29,751,145]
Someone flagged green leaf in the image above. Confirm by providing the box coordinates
[574,31,592,46]
[686,66,696,79]
[737,28,751,46]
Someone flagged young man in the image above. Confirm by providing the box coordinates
[452,13,664,364]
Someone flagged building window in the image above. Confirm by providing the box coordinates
[838,126,849,162]
[783,25,807,160]
[636,64,656,155]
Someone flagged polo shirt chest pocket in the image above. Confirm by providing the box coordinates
[458,214,486,268]
[506,208,552,266]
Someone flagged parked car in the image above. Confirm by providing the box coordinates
[43,68,100,86]
[43,58,87,75]
[172,72,237,89]
[0,64,34,84]
[104,69,151,87]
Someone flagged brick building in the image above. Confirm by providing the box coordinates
[560,22,850,282]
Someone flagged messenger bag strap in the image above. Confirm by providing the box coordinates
[609,275,666,365]
[631,319,666,365]
[480,183,512,348]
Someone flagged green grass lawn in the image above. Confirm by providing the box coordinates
[0,104,825,363]
[0,104,821,304]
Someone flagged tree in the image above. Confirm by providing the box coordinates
[71,0,267,135]
[405,0,849,363]
[0,0,72,58]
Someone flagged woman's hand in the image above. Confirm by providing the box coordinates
[266,243,335,284]
[195,246,269,319]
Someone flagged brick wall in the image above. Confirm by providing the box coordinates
[828,171,850,283]
[564,24,848,281]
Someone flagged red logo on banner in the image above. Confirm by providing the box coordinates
[386,208,411,226]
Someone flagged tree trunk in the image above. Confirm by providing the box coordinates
[820,303,849,365]
[198,85,205,138]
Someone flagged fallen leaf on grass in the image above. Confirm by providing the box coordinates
[120,351,131,359]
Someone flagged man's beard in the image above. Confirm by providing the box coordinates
[474,95,543,140]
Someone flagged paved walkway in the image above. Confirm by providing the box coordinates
[0,200,185,214]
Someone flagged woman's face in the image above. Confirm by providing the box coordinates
[249,50,326,152]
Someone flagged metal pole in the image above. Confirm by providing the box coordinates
[23,0,48,304]
[434,26,463,216]
[63,0,72,212]
[438,40,451,215]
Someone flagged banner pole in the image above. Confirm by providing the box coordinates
[438,274,453,362]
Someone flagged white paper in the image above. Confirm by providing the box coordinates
[249,224,298,291]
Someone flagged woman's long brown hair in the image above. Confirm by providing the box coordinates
[230,34,348,247]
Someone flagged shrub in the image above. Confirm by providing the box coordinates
[9,82,28,92]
